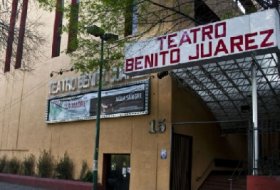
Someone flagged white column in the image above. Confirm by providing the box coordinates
[252,63,259,175]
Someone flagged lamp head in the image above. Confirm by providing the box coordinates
[86,25,105,37]
[86,25,119,42]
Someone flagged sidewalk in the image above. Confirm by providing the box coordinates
[0,182,44,190]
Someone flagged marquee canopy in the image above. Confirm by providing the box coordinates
[124,9,280,132]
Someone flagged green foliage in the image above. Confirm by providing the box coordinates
[68,0,128,73]
[78,0,129,34]
[35,0,204,72]
[0,156,7,172]
[82,171,93,182]
[37,150,55,178]
[79,160,89,180]
[36,0,183,72]
[6,157,22,174]
[23,154,36,176]
[79,160,93,182]
[36,0,56,11]
[0,153,77,181]
[55,152,74,180]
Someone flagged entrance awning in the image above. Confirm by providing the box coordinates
[124,8,280,136]
[172,53,280,132]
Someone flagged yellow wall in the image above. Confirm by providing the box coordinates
[0,69,173,190]
[0,2,173,190]
[0,62,247,190]
[98,75,172,190]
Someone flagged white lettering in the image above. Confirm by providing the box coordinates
[116,92,142,102]
[49,69,129,95]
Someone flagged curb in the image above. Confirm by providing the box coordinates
[0,173,97,190]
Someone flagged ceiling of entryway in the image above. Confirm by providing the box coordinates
[172,53,280,132]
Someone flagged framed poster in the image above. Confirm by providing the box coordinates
[46,80,149,123]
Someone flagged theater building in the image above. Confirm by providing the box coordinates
[0,0,280,190]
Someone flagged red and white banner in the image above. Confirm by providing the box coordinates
[124,9,280,75]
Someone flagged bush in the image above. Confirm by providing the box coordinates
[0,156,7,172]
[37,150,55,178]
[23,154,36,176]
[79,160,93,182]
[79,160,89,180]
[6,157,21,174]
[55,152,74,180]
[82,170,93,182]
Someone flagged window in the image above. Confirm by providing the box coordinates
[4,0,19,72]
[52,0,64,57]
[15,0,29,69]
[124,0,137,36]
[67,0,79,53]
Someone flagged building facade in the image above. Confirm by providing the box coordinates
[1,0,280,190]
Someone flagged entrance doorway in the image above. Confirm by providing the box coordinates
[170,133,193,190]
[103,154,130,190]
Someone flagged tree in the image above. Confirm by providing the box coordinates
[39,0,263,73]
[0,0,45,72]
[70,0,200,73]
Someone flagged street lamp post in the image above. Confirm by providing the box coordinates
[87,25,118,190]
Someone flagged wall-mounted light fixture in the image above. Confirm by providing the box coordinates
[50,67,74,77]
[157,71,169,79]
